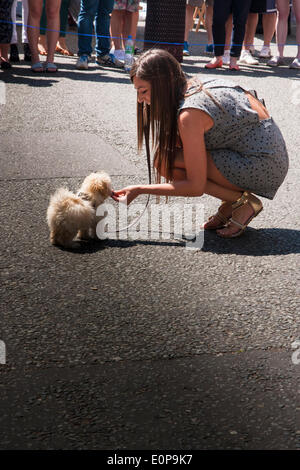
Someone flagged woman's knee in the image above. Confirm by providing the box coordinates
[28,0,43,19]
[45,0,61,20]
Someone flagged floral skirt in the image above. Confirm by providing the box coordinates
[113,0,140,13]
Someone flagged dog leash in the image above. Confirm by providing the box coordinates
[112,117,152,233]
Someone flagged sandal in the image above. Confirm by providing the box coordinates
[31,61,44,72]
[217,191,263,238]
[203,201,232,230]
[44,62,58,73]
[205,58,223,69]
[55,45,74,56]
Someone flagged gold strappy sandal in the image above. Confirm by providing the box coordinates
[217,191,263,238]
[204,201,232,230]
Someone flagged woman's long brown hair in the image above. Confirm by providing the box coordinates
[130,49,187,183]
[130,48,223,183]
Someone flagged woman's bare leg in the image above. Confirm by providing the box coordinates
[171,150,261,235]
[45,0,61,64]
[27,0,44,65]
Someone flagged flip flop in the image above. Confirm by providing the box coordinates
[44,62,58,73]
[31,61,44,72]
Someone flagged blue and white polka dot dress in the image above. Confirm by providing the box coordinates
[179,78,289,199]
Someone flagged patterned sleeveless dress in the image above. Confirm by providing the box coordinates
[179,78,289,199]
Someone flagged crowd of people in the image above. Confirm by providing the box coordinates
[0,0,299,71]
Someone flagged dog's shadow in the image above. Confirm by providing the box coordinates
[59,227,300,256]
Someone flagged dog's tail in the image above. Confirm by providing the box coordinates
[46,188,95,246]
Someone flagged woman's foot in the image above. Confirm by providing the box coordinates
[216,192,263,238]
[229,56,239,71]
[205,57,223,69]
[38,36,48,56]
[203,201,232,230]
[55,38,74,56]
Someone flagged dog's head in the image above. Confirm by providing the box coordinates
[80,171,112,207]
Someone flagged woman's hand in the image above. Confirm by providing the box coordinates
[111,185,141,205]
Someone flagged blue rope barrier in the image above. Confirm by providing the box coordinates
[1,19,299,47]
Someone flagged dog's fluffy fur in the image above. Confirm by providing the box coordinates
[47,171,112,248]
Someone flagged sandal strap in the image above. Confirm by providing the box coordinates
[208,201,231,225]
[232,191,262,215]
[228,217,246,230]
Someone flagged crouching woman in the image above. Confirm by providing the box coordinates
[111,49,289,238]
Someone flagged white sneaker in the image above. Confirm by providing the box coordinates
[267,55,285,67]
[290,57,300,69]
[114,49,125,62]
[259,46,271,58]
[76,54,89,70]
[238,50,259,65]
[222,50,230,65]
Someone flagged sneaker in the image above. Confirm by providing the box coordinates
[289,58,300,69]
[114,49,125,62]
[96,53,124,68]
[9,44,20,62]
[205,43,214,53]
[267,55,285,67]
[222,50,230,65]
[238,50,259,65]
[76,54,89,70]
[259,46,271,58]
[183,41,190,56]
[249,45,255,55]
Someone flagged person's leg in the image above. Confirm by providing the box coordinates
[77,0,98,57]
[243,12,258,52]
[212,0,232,58]
[110,9,125,51]
[205,4,214,46]
[10,0,20,61]
[11,0,18,45]
[293,0,300,59]
[38,0,48,55]
[22,0,29,43]
[45,0,61,64]
[184,4,194,42]
[262,11,276,46]
[27,0,44,66]
[205,0,232,66]
[230,0,252,65]
[237,12,260,64]
[56,0,73,54]
[276,0,290,57]
[173,150,262,235]
[95,0,114,56]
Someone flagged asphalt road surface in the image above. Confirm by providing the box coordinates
[0,21,300,451]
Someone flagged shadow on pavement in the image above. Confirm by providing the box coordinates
[202,227,300,256]
[57,227,300,256]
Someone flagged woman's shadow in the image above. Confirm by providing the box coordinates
[63,227,300,256]
[201,227,300,256]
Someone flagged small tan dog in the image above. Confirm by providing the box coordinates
[47,171,112,248]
